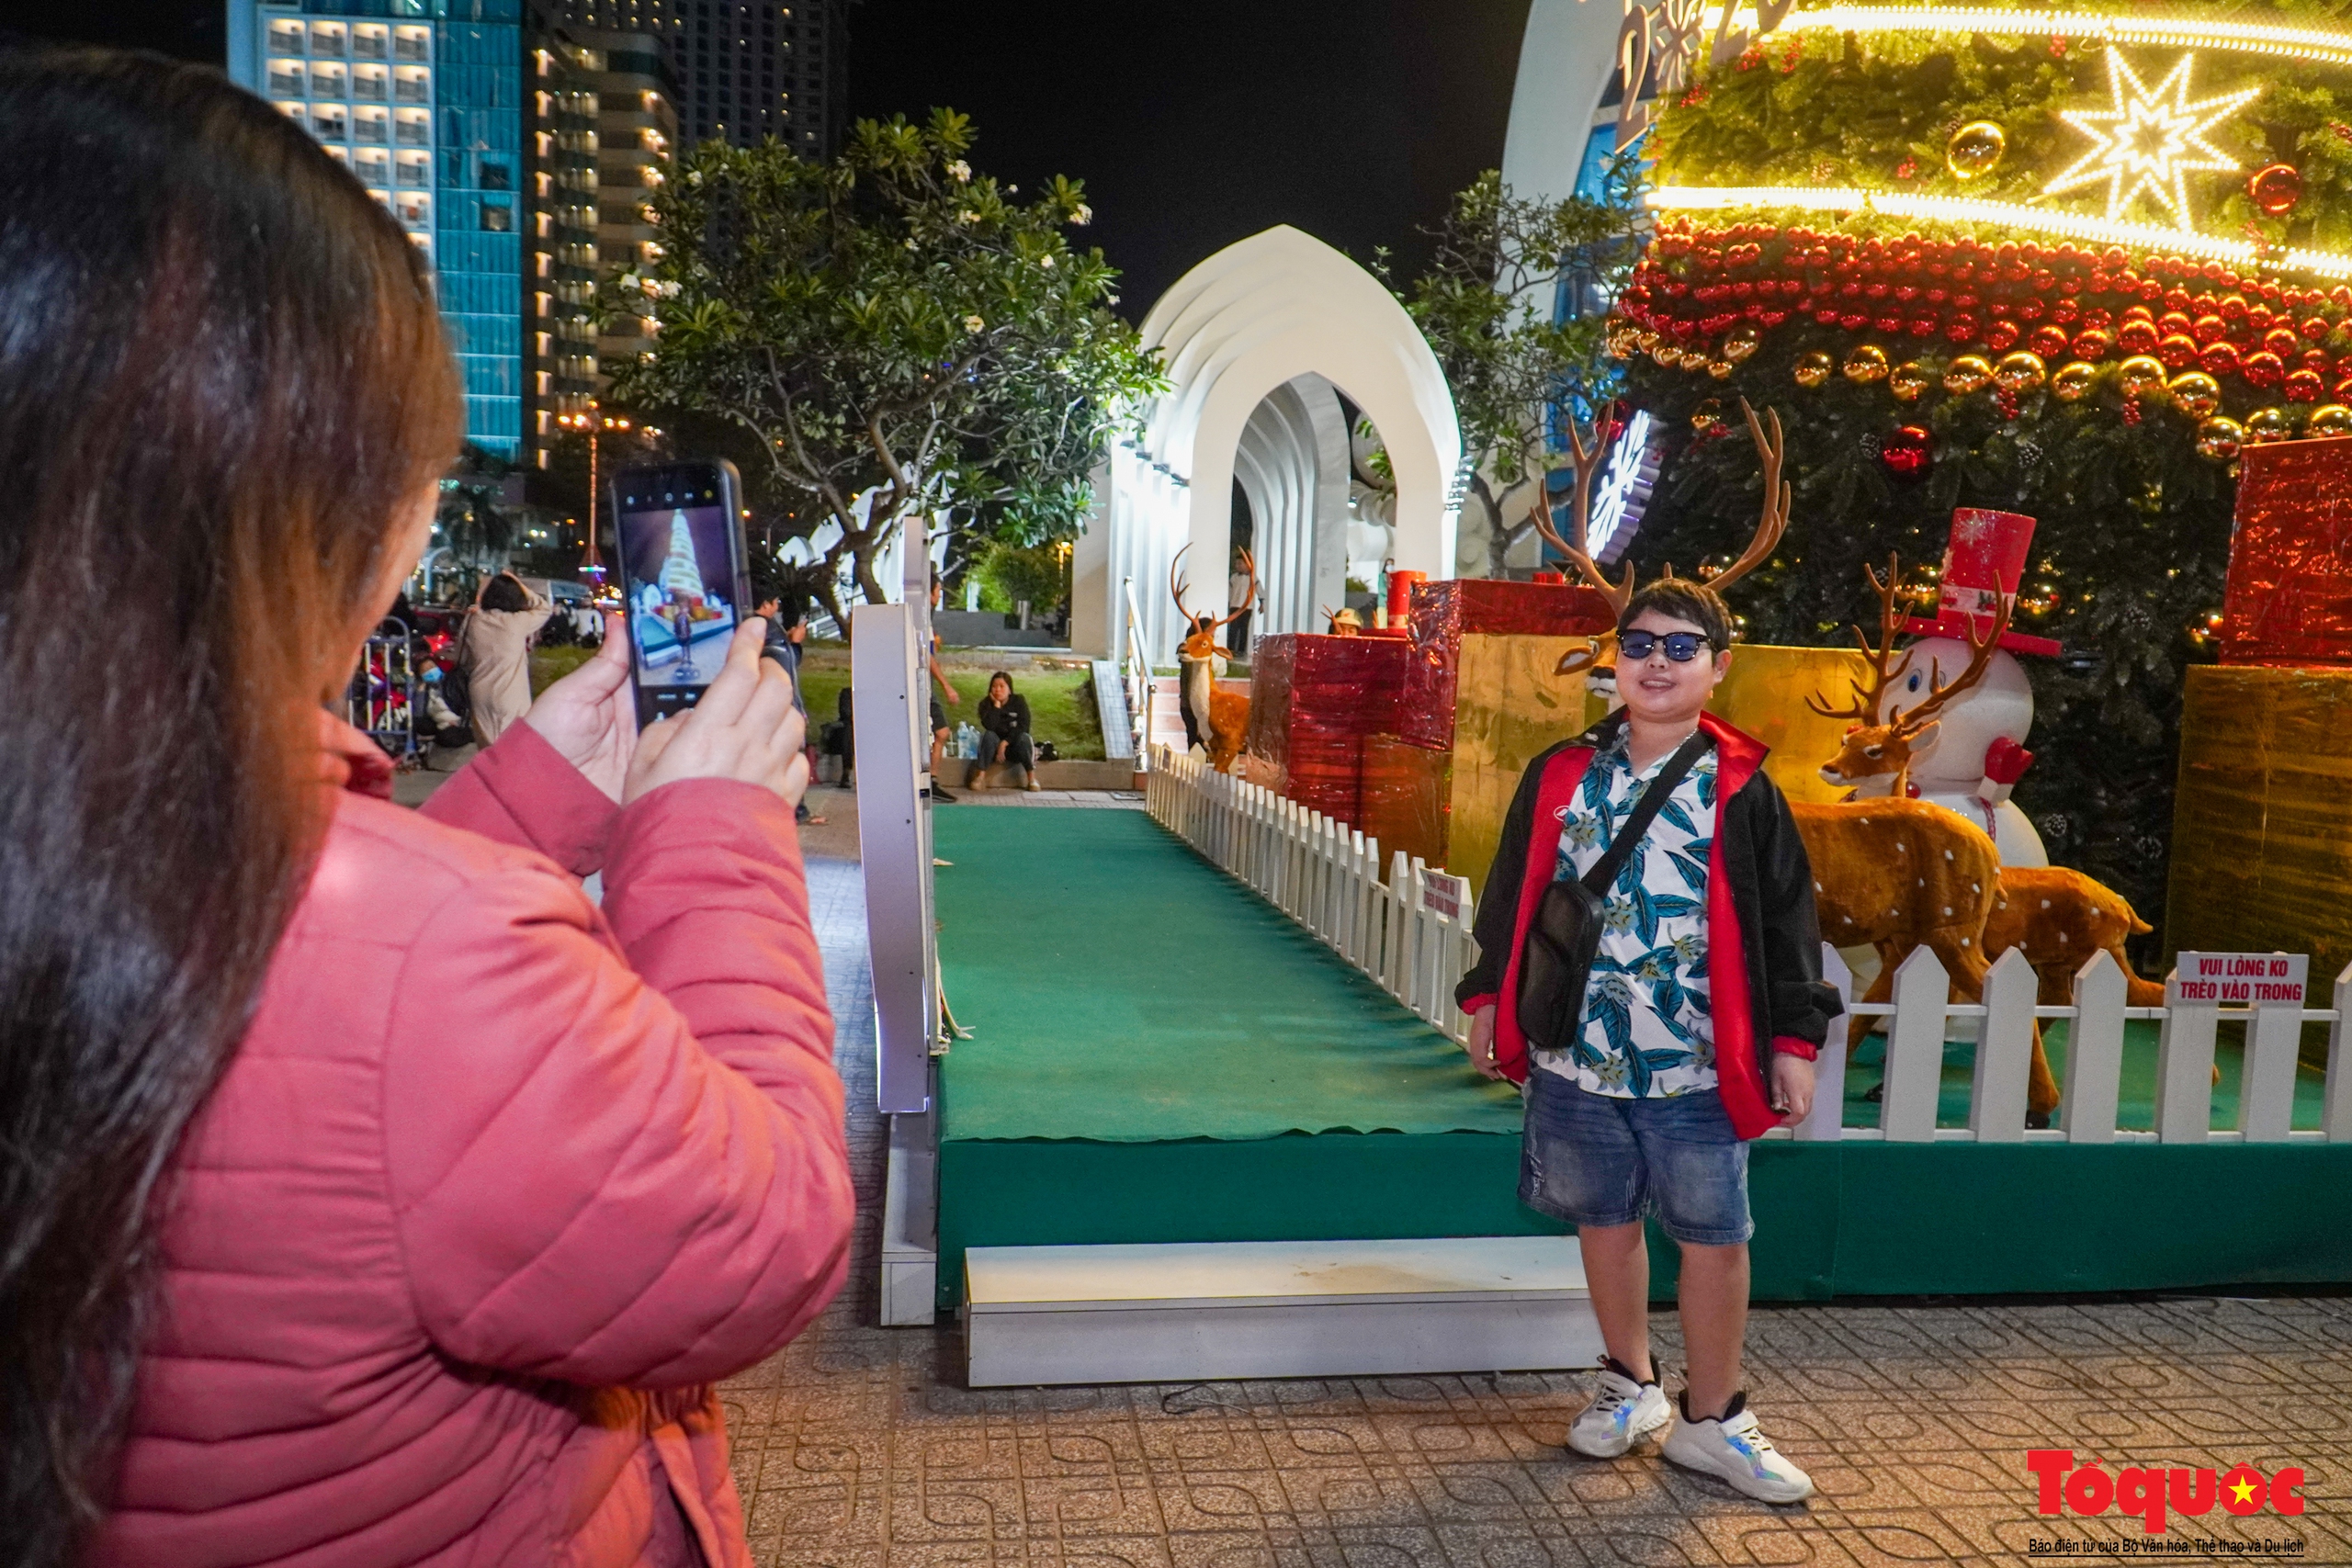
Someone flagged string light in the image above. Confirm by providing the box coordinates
[2044,51,2259,230]
[1644,186,2352,281]
[1762,6,2352,70]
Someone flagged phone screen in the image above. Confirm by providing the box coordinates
[614,466,745,722]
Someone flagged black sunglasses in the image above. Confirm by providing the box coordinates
[1617,630,1716,663]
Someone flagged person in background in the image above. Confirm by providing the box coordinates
[1455,578,1838,1505]
[460,570,552,746]
[757,595,824,827]
[1227,549,1254,651]
[927,575,959,801]
[0,53,853,1568]
[967,670,1037,792]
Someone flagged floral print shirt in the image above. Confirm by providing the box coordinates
[1537,730,1719,1099]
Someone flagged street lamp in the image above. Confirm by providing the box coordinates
[560,403,639,571]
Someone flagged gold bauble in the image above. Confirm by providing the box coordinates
[2308,403,2352,439]
[2245,407,2293,445]
[1993,350,2047,394]
[1707,356,1736,380]
[2051,361,2097,402]
[1635,329,1661,352]
[1691,397,1724,432]
[2116,355,2168,399]
[1723,323,1762,364]
[1943,355,1994,395]
[1842,344,1891,385]
[1607,328,1640,360]
[1651,343,1681,368]
[1889,361,1935,403]
[1678,346,1712,372]
[2195,416,2245,462]
[1793,350,1835,389]
[1946,119,2007,180]
[2166,371,2222,421]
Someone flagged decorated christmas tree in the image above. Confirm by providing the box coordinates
[1607,0,2352,938]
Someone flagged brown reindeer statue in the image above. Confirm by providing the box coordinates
[1171,545,1257,773]
[1805,553,2005,802]
[1531,397,1792,701]
[1795,564,2060,1122]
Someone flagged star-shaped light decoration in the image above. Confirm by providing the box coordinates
[2044,50,2262,231]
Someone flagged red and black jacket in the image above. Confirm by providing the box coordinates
[1454,711,1842,1140]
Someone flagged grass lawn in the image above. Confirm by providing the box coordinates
[531,640,1109,761]
[796,651,1107,761]
[530,644,596,695]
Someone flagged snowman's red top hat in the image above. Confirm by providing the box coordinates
[1901,507,2062,657]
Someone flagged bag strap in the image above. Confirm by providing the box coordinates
[1579,730,1712,897]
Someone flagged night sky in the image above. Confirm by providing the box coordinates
[16,0,1532,313]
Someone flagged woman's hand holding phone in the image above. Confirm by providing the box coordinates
[521,613,636,802]
[626,620,809,807]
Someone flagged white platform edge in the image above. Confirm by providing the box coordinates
[964,1236,1600,1388]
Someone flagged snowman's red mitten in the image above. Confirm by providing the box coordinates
[1977,736,2033,804]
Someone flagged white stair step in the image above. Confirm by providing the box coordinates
[965,1236,1600,1387]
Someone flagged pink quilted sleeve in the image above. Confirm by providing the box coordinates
[382,779,851,1388]
[418,720,618,875]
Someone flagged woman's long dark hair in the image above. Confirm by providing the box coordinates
[0,52,459,1564]
[481,571,530,613]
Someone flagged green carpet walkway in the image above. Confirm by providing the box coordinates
[932,807,1521,1143]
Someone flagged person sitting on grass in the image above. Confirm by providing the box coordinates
[1455,576,1840,1505]
[967,671,1036,792]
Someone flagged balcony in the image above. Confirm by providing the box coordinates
[353,27,387,61]
[354,112,387,144]
[393,29,431,63]
[393,71,430,106]
[354,68,387,102]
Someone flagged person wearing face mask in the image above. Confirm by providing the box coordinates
[1454,577,1839,1506]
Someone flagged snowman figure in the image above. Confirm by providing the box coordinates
[1862,508,2056,867]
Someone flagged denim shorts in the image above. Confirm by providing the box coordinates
[1520,1067,1753,1246]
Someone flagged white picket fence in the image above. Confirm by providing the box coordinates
[1145,744,2352,1146]
[1147,746,1479,1041]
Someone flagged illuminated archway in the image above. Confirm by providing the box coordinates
[1072,226,1461,660]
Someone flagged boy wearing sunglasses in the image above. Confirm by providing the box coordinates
[1455,577,1840,1503]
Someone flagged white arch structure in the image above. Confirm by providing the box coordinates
[1072,226,1462,661]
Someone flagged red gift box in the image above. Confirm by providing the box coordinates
[2222,437,2352,667]
[1397,579,1618,750]
[1240,633,1411,828]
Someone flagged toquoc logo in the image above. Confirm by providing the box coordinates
[2030,1450,2305,1536]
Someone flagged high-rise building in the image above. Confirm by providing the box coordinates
[521,17,676,470]
[535,0,846,156]
[227,0,526,459]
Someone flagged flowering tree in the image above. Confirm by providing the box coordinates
[1400,166,1647,578]
[599,109,1163,626]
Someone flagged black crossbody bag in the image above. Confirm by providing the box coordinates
[1515,731,1712,1056]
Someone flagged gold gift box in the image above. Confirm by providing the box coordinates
[2165,665,2352,1024]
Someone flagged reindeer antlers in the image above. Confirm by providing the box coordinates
[1172,544,1257,634]
[1705,399,1790,594]
[1806,554,1915,725]
[1527,413,1636,613]
[1532,397,1790,612]
[1889,592,2011,739]
[1804,553,2014,736]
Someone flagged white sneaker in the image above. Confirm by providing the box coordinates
[1567,1359,1670,1458]
[1661,1393,1815,1503]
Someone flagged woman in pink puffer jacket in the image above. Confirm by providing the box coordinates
[0,54,853,1568]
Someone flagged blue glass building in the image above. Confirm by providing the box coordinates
[228,0,524,458]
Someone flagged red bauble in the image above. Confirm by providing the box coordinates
[2265,326,2302,357]
[2157,333,2201,370]
[1987,320,2021,352]
[2201,340,2242,378]
[2117,318,2161,354]
[2071,327,2113,360]
[2030,323,2071,356]
[2286,368,2326,403]
[2248,163,2304,216]
[1879,425,1933,480]
[2245,350,2286,389]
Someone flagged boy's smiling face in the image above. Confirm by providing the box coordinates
[1618,607,1730,730]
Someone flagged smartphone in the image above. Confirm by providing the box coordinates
[610,459,754,728]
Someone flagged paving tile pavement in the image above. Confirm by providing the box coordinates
[723,813,2352,1568]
